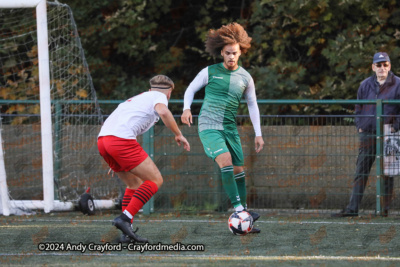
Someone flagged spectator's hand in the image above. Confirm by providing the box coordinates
[391,126,397,133]
[181,109,193,127]
[175,134,191,151]
[255,136,264,153]
[359,128,363,133]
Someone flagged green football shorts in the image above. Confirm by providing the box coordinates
[198,129,244,166]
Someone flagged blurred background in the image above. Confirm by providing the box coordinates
[1,0,399,214]
[62,0,400,109]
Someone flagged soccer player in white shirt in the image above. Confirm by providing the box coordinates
[98,75,190,242]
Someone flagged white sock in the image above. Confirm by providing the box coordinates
[123,210,133,220]
[234,205,244,212]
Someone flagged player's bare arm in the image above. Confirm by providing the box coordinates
[181,109,193,127]
[156,103,190,151]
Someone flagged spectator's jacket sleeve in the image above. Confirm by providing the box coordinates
[392,75,400,132]
[354,83,364,131]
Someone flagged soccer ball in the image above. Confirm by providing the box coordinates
[228,211,253,236]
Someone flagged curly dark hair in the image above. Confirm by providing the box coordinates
[205,22,252,57]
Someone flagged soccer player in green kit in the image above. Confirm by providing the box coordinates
[181,23,264,233]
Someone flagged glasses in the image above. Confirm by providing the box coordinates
[375,63,389,68]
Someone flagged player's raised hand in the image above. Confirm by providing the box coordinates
[255,136,264,153]
[175,134,190,151]
[181,109,193,127]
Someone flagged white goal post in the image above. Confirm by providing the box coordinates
[0,0,54,214]
[0,0,115,215]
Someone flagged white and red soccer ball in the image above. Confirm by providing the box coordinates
[228,211,254,235]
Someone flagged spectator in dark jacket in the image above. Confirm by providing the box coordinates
[332,52,400,217]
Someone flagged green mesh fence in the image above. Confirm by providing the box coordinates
[153,114,362,214]
[1,100,399,215]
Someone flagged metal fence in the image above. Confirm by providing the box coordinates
[1,99,399,216]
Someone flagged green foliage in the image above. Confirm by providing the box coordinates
[64,0,399,105]
[249,0,399,97]
[63,0,254,101]
[2,0,400,115]
[245,0,400,114]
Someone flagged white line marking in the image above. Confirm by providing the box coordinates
[0,253,399,261]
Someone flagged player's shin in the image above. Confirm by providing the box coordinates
[123,180,158,220]
[122,188,135,212]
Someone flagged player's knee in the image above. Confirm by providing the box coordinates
[234,168,244,175]
[219,158,233,168]
[216,153,233,168]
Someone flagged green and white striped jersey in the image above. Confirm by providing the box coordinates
[184,63,262,136]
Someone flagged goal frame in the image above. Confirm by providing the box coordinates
[0,0,115,215]
[0,0,53,215]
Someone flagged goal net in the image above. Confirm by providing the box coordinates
[0,1,119,215]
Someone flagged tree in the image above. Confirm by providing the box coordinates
[4,0,398,116]
[245,0,399,114]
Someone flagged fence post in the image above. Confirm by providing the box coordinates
[142,126,154,214]
[375,99,383,216]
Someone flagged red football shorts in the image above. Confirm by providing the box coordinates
[97,136,148,172]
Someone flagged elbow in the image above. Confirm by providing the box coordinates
[158,109,173,123]
[157,109,169,117]
[158,112,170,122]
[155,104,170,117]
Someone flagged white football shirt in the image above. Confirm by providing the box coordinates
[98,91,168,139]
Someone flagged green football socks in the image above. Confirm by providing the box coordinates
[220,165,242,209]
[234,171,247,208]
